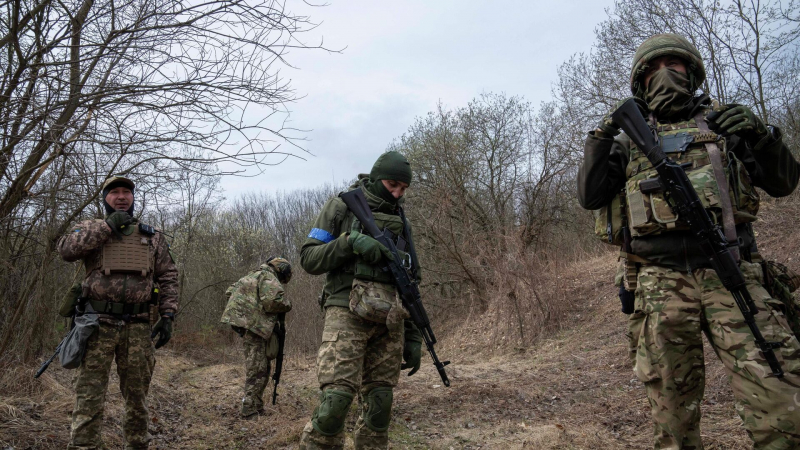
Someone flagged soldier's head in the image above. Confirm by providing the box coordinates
[266,257,292,284]
[630,34,706,119]
[101,176,135,216]
[368,151,412,202]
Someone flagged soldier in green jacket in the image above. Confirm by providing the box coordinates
[577,34,800,449]
[298,151,423,450]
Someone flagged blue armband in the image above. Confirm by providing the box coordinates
[308,228,335,243]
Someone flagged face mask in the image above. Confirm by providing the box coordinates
[366,179,398,205]
[645,68,694,119]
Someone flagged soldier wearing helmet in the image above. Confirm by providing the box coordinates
[57,176,179,449]
[220,257,293,418]
[577,34,800,448]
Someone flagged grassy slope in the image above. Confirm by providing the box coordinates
[2,197,796,449]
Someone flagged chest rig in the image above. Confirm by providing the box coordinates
[99,225,154,276]
[624,109,760,238]
[352,211,409,284]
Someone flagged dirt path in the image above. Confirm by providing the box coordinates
[1,270,751,449]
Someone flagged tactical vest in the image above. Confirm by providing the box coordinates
[352,211,408,284]
[98,227,153,276]
[624,110,760,238]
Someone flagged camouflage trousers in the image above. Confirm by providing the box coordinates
[241,331,275,417]
[299,306,404,450]
[628,261,800,450]
[68,322,155,450]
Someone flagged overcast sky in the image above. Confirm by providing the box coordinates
[219,0,613,197]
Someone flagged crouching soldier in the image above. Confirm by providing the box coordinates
[57,176,179,450]
[220,257,293,418]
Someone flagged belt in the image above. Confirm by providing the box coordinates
[88,299,151,318]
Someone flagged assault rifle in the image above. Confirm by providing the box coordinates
[340,188,451,387]
[611,99,784,377]
[271,313,286,405]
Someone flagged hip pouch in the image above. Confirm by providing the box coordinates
[349,279,397,324]
[762,260,800,339]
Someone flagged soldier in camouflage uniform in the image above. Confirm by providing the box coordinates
[298,151,424,450]
[220,257,293,418]
[577,34,800,449]
[57,176,179,450]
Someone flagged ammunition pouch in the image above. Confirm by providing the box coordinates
[593,190,626,245]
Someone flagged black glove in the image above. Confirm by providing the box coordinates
[231,325,246,337]
[706,104,767,143]
[597,97,648,137]
[151,314,173,349]
[105,211,133,239]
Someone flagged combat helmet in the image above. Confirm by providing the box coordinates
[266,256,292,284]
[630,34,706,98]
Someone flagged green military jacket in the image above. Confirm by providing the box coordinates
[577,95,800,271]
[301,176,421,308]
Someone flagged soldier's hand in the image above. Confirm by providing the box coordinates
[401,339,422,376]
[151,314,173,349]
[707,104,767,142]
[596,97,648,137]
[349,231,394,264]
[105,211,133,239]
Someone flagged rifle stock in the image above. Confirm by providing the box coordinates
[340,188,451,387]
[611,99,784,377]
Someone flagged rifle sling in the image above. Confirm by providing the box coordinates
[694,113,739,261]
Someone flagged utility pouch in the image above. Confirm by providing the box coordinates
[59,303,100,369]
[349,279,397,324]
[58,283,83,317]
[593,191,626,245]
[762,261,800,338]
[627,164,722,236]
[727,152,760,222]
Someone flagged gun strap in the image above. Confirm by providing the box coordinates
[694,112,740,261]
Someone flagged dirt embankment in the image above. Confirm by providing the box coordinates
[3,197,797,449]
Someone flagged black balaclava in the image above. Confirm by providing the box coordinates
[102,179,135,216]
[365,151,412,204]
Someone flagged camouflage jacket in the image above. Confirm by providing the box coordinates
[220,264,290,340]
[577,95,800,271]
[57,219,179,320]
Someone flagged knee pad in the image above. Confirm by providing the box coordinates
[311,389,354,436]
[363,386,393,432]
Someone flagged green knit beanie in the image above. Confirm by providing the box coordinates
[369,151,412,185]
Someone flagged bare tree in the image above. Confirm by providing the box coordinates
[0,0,335,361]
